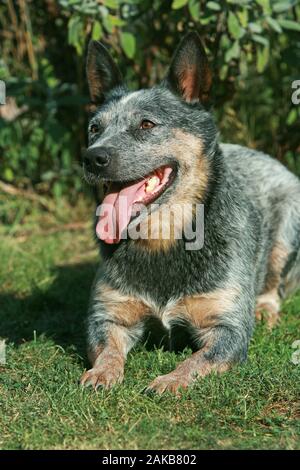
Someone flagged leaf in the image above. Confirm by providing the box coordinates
[227,12,244,39]
[68,16,80,45]
[67,15,84,55]
[171,0,189,9]
[200,15,216,25]
[109,15,126,26]
[237,9,249,28]
[42,170,56,182]
[273,1,295,13]
[248,22,263,34]
[220,34,230,49]
[104,0,119,8]
[286,108,298,125]
[219,64,228,80]
[252,34,269,46]
[225,41,241,63]
[240,51,248,75]
[3,167,14,182]
[265,16,282,33]
[255,0,271,14]
[278,19,300,32]
[256,45,269,73]
[120,32,136,59]
[53,181,63,200]
[207,1,221,10]
[92,21,103,40]
[102,15,113,33]
[188,0,200,20]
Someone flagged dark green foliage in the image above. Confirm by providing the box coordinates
[0,0,299,197]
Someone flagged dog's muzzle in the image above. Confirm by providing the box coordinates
[82,146,113,174]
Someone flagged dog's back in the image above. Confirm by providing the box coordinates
[222,143,300,298]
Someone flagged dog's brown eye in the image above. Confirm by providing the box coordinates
[140,120,155,130]
[90,124,99,134]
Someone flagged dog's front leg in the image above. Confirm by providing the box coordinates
[80,283,149,390]
[147,288,254,395]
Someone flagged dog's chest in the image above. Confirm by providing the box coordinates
[104,240,224,307]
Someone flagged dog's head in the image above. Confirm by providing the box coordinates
[83,33,218,246]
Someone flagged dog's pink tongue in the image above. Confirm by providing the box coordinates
[96,179,146,244]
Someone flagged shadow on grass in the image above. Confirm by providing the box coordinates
[0,261,201,363]
[0,262,98,360]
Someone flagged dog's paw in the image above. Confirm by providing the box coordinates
[255,304,281,329]
[145,372,190,396]
[80,365,124,390]
[256,293,281,329]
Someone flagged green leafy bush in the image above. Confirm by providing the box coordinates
[0,0,299,198]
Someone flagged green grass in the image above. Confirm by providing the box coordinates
[0,211,299,450]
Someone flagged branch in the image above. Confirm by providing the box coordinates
[0,180,55,212]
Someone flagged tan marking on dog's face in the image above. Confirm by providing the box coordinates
[162,287,239,330]
[137,130,209,253]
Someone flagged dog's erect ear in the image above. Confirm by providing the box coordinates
[165,32,212,104]
[86,40,122,105]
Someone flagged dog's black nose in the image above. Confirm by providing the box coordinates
[83,146,111,172]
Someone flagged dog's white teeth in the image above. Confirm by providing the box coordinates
[145,176,160,193]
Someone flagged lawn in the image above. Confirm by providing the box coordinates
[0,199,299,450]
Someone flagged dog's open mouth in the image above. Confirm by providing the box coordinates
[96,165,176,244]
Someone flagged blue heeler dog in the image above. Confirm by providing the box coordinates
[81,32,300,394]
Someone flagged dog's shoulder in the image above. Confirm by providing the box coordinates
[220,143,300,195]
